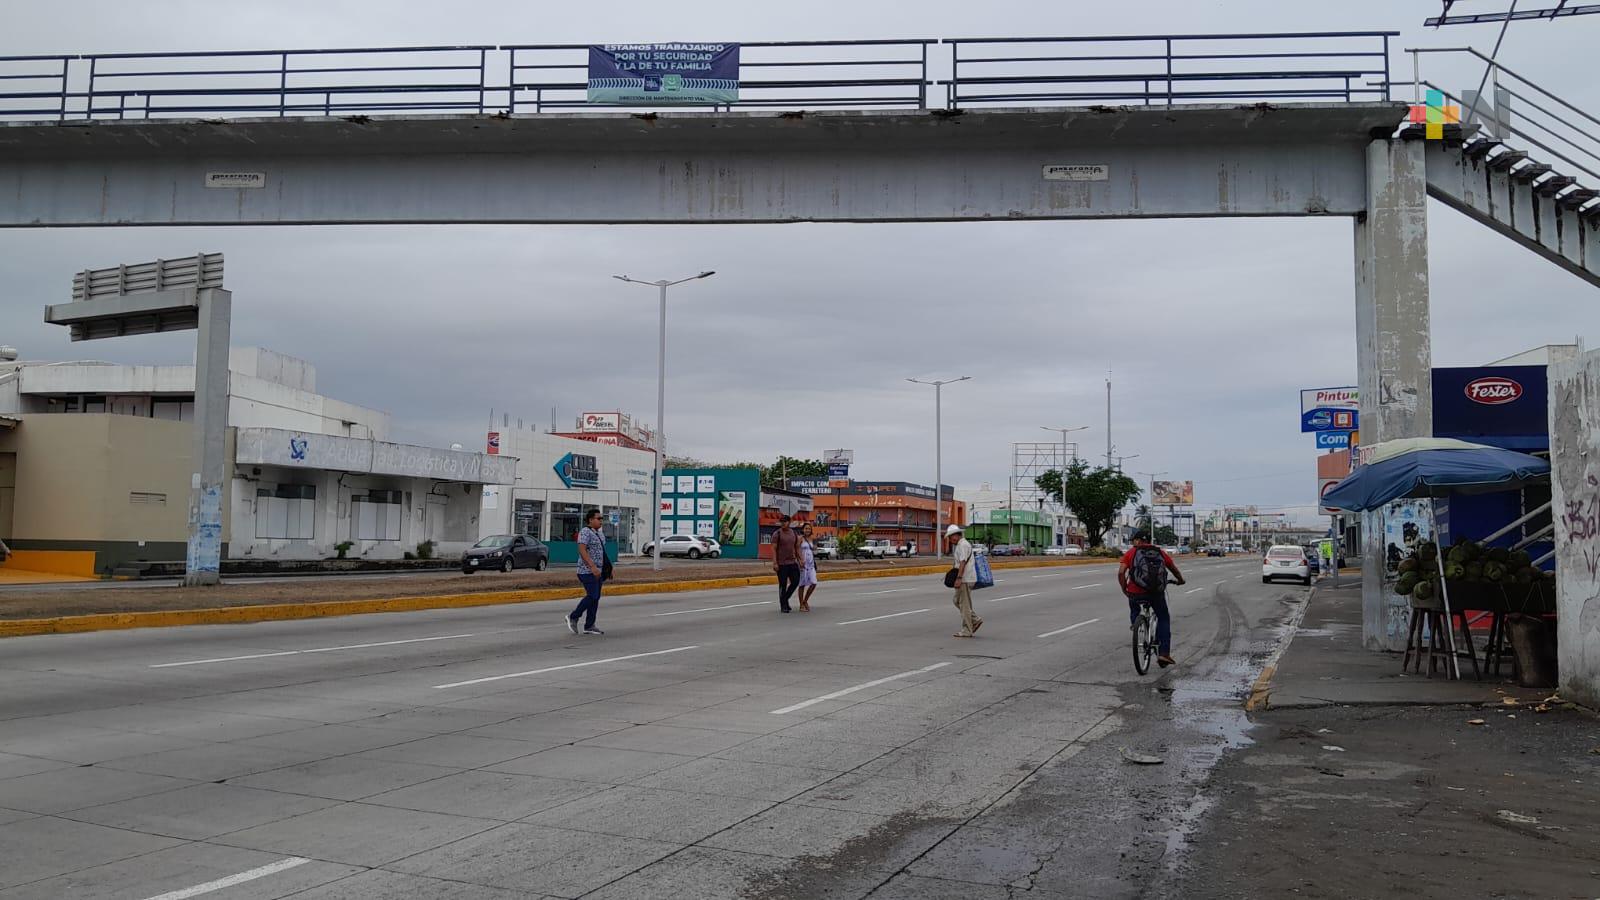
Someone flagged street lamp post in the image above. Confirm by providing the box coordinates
[1041,425,1088,548]
[907,376,970,560]
[614,270,715,571]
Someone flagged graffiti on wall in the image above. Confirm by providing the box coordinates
[1561,474,1600,581]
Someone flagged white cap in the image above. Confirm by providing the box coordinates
[945,524,963,536]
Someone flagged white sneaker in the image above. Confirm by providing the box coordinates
[564,616,579,635]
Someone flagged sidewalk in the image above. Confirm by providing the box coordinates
[1260,577,1549,709]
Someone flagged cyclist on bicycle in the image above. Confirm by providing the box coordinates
[1118,530,1186,668]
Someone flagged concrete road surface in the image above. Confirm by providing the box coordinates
[0,556,1305,898]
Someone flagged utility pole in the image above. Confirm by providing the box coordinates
[1136,471,1167,541]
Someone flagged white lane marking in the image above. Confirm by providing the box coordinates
[141,857,309,900]
[433,646,698,689]
[836,609,930,626]
[986,592,1039,603]
[1070,583,1104,591]
[1185,587,1206,594]
[770,662,952,715]
[1030,573,1069,578]
[1235,574,1248,579]
[1037,618,1102,639]
[856,588,913,596]
[150,634,476,668]
[652,601,770,617]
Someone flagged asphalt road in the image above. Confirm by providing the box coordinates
[0,556,1307,899]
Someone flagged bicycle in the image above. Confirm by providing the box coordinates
[1131,598,1159,675]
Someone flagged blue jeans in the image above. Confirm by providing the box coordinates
[571,573,602,629]
[1128,592,1171,655]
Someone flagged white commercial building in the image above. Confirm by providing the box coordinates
[0,347,513,572]
[479,429,657,563]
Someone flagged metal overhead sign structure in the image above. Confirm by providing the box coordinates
[43,253,230,586]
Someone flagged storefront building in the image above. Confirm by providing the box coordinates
[965,509,1053,551]
[786,479,965,555]
[482,429,657,563]
[659,467,762,560]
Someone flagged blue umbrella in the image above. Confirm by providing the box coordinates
[1322,438,1551,513]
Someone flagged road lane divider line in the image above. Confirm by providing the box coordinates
[985,592,1039,603]
[1070,583,1104,591]
[652,601,770,617]
[1185,587,1206,594]
[770,662,952,715]
[1037,618,1101,639]
[150,633,477,668]
[141,857,309,900]
[434,645,698,689]
[856,588,913,596]
[1030,573,1069,578]
[835,609,930,626]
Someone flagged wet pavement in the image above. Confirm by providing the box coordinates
[0,557,1307,897]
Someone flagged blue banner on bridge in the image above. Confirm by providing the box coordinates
[588,44,740,105]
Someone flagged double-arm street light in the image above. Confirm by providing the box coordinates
[907,376,970,560]
[1041,425,1088,548]
[613,271,715,571]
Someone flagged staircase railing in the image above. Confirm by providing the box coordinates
[1408,46,1600,185]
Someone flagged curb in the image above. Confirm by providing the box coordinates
[0,557,1116,639]
[1244,585,1315,712]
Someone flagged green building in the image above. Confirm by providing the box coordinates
[966,508,1053,551]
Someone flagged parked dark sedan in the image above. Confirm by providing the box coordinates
[1206,547,1226,557]
[463,534,548,574]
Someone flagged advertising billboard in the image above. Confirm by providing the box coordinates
[579,412,620,433]
[1151,480,1194,506]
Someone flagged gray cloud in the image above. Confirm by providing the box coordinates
[4,0,1599,524]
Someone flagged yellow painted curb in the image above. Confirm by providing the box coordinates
[0,557,1117,639]
[1244,664,1276,711]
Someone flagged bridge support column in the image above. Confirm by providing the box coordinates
[182,288,231,587]
[1354,138,1433,652]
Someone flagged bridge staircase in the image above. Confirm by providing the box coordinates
[1411,48,1600,288]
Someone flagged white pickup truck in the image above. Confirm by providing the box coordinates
[856,539,894,559]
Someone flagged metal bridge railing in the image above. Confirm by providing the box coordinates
[1407,46,1600,184]
[943,32,1396,108]
[0,33,1399,123]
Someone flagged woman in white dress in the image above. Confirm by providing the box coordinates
[797,524,819,612]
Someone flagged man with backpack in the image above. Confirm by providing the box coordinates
[1117,530,1186,668]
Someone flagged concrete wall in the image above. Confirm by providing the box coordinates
[0,414,234,570]
[1549,348,1600,708]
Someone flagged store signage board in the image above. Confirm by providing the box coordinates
[1300,386,1358,414]
[1302,408,1359,433]
[1318,477,1343,515]
[1315,431,1353,449]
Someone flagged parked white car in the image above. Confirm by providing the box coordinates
[1061,545,1084,556]
[813,540,839,560]
[1262,544,1312,585]
[641,534,720,559]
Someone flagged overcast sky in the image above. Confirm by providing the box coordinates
[4,1,1600,523]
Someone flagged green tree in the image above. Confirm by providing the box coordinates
[760,455,827,489]
[1037,460,1141,549]
[837,523,868,559]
